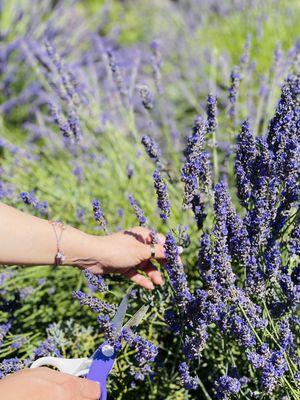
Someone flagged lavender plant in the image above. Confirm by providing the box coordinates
[0,1,299,399]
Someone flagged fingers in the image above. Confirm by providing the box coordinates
[150,243,166,260]
[127,226,166,245]
[30,368,100,400]
[123,268,154,290]
[73,377,100,400]
[140,262,164,286]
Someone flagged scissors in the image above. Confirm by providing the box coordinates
[30,294,149,400]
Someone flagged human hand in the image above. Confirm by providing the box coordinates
[0,367,100,400]
[72,227,169,290]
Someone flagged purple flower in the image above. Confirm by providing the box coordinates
[20,191,48,215]
[234,120,257,206]
[215,375,242,399]
[206,94,218,135]
[212,182,236,290]
[137,85,154,110]
[130,333,158,365]
[72,165,84,182]
[72,290,115,313]
[228,66,241,120]
[182,116,211,228]
[128,194,147,226]
[76,208,86,223]
[126,163,134,179]
[265,241,281,277]
[178,362,198,390]
[150,41,163,94]
[92,199,107,231]
[153,169,170,222]
[164,232,191,306]
[84,271,108,293]
[197,233,212,274]
[279,318,294,352]
[239,34,251,72]
[0,358,25,378]
[141,135,161,162]
[106,50,127,99]
[49,102,73,138]
[182,323,208,360]
[0,323,11,348]
[222,313,256,348]
[248,344,288,393]
[34,337,61,359]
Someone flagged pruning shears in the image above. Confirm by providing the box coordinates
[30,294,149,400]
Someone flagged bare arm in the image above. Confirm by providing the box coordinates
[0,202,166,289]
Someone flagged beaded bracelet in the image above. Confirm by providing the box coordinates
[49,220,66,266]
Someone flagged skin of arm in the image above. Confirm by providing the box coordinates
[0,202,173,400]
[0,201,167,289]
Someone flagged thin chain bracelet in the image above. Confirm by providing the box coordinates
[49,220,66,266]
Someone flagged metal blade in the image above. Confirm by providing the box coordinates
[123,305,149,329]
[111,293,129,335]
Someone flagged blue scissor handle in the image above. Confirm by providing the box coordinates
[86,342,117,400]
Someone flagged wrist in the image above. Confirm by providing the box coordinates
[61,228,106,269]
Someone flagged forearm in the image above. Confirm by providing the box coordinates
[0,202,96,267]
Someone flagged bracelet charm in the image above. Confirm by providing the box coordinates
[49,221,66,266]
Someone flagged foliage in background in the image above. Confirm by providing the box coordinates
[0,0,299,399]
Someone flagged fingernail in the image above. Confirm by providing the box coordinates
[178,246,183,255]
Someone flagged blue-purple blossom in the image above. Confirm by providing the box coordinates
[150,40,163,94]
[137,85,154,110]
[178,362,199,390]
[92,199,107,231]
[197,233,212,273]
[72,290,115,313]
[279,318,294,352]
[289,221,300,256]
[215,375,242,399]
[20,191,48,215]
[248,344,288,393]
[235,120,257,206]
[49,102,73,138]
[228,66,241,120]
[84,271,108,292]
[182,323,208,360]
[141,135,161,162]
[182,116,211,228]
[128,194,147,226]
[0,358,25,378]
[206,94,218,135]
[107,50,127,98]
[0,323,11,348]
[34,337,61,359]
[164,232,191,306]
[72,165,84,182]
[153,169,170,222]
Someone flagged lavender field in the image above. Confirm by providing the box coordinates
[0,0,299,399]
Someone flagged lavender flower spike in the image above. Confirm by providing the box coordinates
[228,66,241,120]
[206,94,218,135]
[92,199,107,231]
[153,170,170,222]
[0,323,11,348]
[137,84,154,110]
[178,362,199,390]
[164,232,191,306]
[141,135,161,162]
[215,375,242,399]
[84,270,108,292]
[128,194,147,226]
